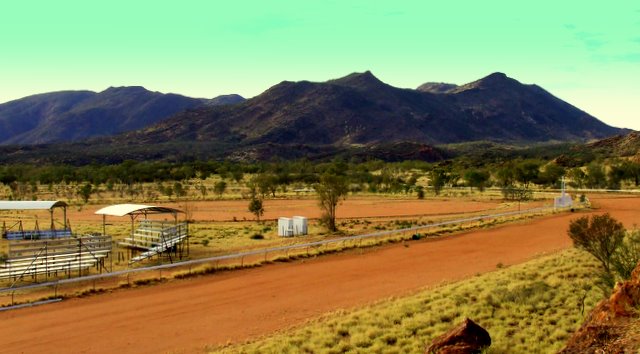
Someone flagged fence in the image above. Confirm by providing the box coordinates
[0,205,559,307]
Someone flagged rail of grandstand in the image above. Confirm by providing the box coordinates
[4,229,73,241]
[0,236,112,280]
[0,205,559,294]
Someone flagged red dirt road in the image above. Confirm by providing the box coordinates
[1,197,638,354]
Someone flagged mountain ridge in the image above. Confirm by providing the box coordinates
[0,87,245,145]
[120,71,623,148]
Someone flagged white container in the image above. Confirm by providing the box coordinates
[554,194,573,209]
[278,217,293,237]
[292,216,308,236]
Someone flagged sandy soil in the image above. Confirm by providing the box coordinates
[66,197,532,223]
[0,197,637,354]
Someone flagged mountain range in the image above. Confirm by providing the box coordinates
[115,71,622,147]
[0,71,628,163]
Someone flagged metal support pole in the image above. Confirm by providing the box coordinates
[78,238,82,277]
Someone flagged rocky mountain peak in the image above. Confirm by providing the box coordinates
[328,70,387,90]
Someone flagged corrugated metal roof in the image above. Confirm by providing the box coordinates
[0,200,68,210]
[94,204,183,217]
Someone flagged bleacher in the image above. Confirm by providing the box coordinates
[119,220,188,263]
[3,228,73,241]
[0,235,112,280]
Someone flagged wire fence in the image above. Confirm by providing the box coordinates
[0,205,562,307]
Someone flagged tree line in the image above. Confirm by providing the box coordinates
[2,158,640,198]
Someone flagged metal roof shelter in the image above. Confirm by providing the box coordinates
[0,200,69,235]
[95,204,188,263]
[95,204,182,218]
[0,201,68,211]
[95,203,183,235]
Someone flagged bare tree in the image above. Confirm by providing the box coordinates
[315,174,348,232]
[214,181,227,198]
[179,200,195,223]
[248,197,264,222]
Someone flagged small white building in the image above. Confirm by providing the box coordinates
[278,217,294,237]
[554,178,573,209]
[554,192,573,209]
[292,216,308,236]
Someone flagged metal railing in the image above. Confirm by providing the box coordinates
[0,205,561,306]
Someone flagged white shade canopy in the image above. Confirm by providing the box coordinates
[0,200,68,210]
[94,204,183,217]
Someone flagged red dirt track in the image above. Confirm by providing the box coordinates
[1,196,638,353]
[66,197,518,223]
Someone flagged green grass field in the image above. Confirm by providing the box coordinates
[213,248,602,354]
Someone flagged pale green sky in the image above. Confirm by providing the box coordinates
[1,1,638,129]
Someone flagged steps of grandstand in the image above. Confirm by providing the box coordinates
[120,221,188,264]
[129,234,188,263]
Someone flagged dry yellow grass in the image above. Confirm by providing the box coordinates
[213,248,602,354]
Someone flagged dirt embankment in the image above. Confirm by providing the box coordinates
[0,196,637,354]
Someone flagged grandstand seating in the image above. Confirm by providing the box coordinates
[0,235,112,280]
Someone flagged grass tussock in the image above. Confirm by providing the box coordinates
[213,248,602,354]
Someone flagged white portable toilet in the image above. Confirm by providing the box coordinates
[292,216,308,236]
[278,217,293,237]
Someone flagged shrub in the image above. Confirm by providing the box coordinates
[610,229,640,281]
[568,213,625,274]
[250,234,264,240]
